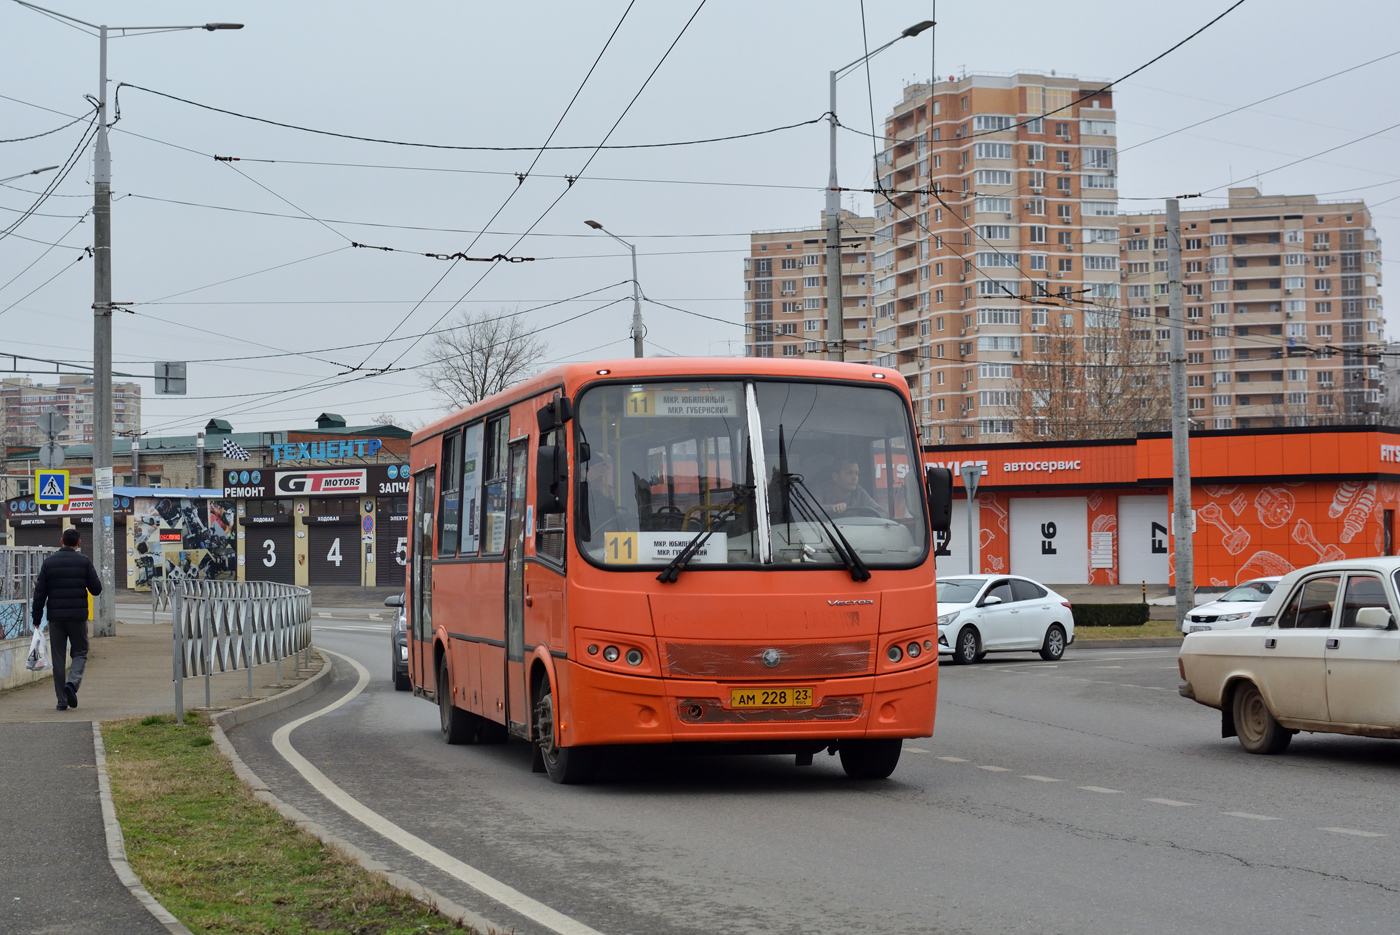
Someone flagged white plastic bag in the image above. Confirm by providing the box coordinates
[26,625,50,672]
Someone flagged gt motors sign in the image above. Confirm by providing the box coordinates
[274,469,367,495]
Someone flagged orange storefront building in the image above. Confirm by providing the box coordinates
[925,426,1400,589]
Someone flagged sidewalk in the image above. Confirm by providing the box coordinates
[0,624,322,934]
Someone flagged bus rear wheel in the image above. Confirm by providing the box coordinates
[533,680,595,784]
[438,659,481,745]
[838,738,902,780]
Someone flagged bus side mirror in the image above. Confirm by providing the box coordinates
[536,396,574,434]
[925,466,953,533]
[536,445,568,514]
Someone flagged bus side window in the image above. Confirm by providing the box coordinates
[437,431,462,556]
[481,415,511,555]
[536,425,567,565]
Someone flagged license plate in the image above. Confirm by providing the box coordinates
[729,686,814,708]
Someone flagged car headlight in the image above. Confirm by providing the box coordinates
[399,645,408,660]
[1217,612,1250,622]
[937,611,961,627]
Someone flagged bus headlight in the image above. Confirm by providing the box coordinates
[603,646,620,662]
[625,648,643,666]
[887,644,903,663]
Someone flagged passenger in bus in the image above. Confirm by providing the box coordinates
[585,454,623,532]
[817,459,887,518]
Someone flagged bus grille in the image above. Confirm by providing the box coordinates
[675,696,863,723]
[661,641,872,678]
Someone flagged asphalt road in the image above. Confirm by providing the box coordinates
[227,617,1400,935]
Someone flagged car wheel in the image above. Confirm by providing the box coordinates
[1232,681,1292,755]
[838,738,903,780]
[1039,624,1067,661]
[438,659,481,745]
[533,679,596,784]
[952,626,980,665]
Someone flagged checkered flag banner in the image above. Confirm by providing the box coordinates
[221,437,251,461]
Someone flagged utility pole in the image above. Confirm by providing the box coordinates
[960,464,982,575]
[13,3,242,636]
[824,68,845,362]
[1167,199,1194,627]
[627,240,643,358]
[92,23,115,638]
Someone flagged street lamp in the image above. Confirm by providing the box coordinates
[585,220,644,358]
[824,20,933,362]
[14,2,242,638]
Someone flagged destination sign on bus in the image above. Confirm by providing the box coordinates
[603,531,728,564]
[625,389,738,419]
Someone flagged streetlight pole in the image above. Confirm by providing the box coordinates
[14,2,242,637]
[585,220,644,357]
[826,21,934,363]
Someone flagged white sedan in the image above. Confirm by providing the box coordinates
[936,575,1076,664]
[1178,558,1400,754]
[1180,577,1283,633]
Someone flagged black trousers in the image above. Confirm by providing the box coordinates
[48,617,88,700]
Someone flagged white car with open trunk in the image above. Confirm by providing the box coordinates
[1177,558,1400,754]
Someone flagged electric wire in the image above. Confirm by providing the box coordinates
[0,108,95,144]
[0,209,89,295]
[0,112,98,244]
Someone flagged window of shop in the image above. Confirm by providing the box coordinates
[244,498,293,517]
[311,498,358,517]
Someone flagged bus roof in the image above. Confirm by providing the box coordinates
[413,357,909,444]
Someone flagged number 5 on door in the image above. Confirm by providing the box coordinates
[605,532,637,564]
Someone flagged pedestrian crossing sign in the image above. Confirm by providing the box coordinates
[35,469,68,505]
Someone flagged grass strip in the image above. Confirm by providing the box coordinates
[1075,619,1183,640]
[103,712,471,935]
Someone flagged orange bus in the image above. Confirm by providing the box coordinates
[407,357,952,782]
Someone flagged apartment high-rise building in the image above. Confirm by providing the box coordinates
[742,74,1386,440]
[1,376,142,448]
[743,212,877,360]
[1119,188,1384,429]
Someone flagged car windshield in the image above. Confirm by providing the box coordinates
[937,578,984,603]
[574,379,927,569]
[1219,582,1273,603]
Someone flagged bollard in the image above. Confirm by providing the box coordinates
[173,585,184,726]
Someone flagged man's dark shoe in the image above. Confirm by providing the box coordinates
[55,702,68,711]
[63,683,78,709]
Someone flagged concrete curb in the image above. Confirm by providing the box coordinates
[209,658,497,934]
[91,721,196,935]
[212,650,333,731]
[1075,637,1183,649]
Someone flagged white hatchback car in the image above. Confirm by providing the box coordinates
[937,575,1076,664]
[1178,558,1400,754]
[1181,577,1283,633]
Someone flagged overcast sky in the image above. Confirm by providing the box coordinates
[3,0,1399,436]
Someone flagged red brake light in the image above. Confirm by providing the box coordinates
[1061,602,1073,609]
[1178,658,1186,680]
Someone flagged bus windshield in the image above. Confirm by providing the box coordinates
[575,379,927,570]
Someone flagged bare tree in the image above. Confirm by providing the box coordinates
[1009,307,1169,441]
[421,309,547,409]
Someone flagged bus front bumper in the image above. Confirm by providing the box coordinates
[557,659,936,747]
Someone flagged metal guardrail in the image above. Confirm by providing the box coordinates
[0,546,55,640]
[169,579,312,723]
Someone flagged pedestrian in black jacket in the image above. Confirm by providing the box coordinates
[31,527,102,711]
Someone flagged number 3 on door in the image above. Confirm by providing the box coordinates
[604,532,637,564]
[262,539,276,567]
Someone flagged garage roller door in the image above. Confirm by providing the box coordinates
[1009,497,1089,584]
[243,523,295,584]
[309,523,360,585]
[1118,495,1170,585]
[11,522,57,549]
[375,498,409,590]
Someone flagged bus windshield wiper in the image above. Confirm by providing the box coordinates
[656,486,745,583]
[780,469,872,583]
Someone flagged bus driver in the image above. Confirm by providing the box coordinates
[817,459,887,518]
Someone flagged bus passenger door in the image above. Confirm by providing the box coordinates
[504,440,530,735]
[411,468,435,691]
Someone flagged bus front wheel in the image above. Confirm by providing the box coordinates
[839,739,902,780]
[533,680,595,784]
[438,659,481,745]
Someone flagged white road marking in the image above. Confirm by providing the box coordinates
[1145,798,1193,807]
[904,747,931,754]
[1321,827,1385,838]
[1078,786,1124,794]
[313,625,390,633]
[1223,811,1280,821]
[1093,665,1123,669]
[976,765,1010,772]
[937,756,968,763]
[317,612,332,618]
[1021,775,1061,782]
[272,649,608,935]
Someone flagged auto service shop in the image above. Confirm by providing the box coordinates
[3,413,411,590]
[926,425,1400,589]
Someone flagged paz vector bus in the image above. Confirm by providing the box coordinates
[404,357,953,783]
